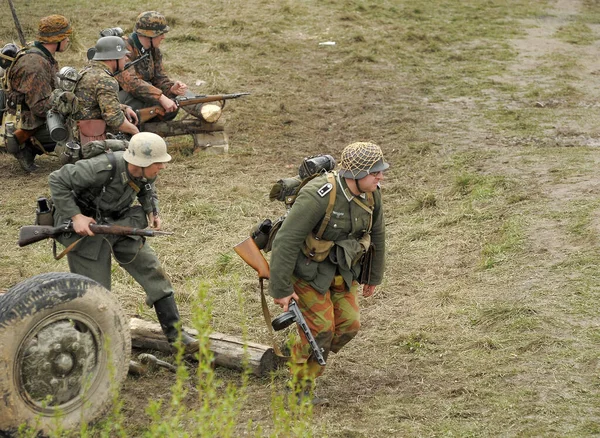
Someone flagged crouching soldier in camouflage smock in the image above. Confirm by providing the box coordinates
[269,142,388,404]
[116,11,221,123]
[48,132,198,353]
[71,36,139,145]
[4,15,73,172]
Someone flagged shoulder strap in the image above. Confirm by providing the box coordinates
[315,172,337,239]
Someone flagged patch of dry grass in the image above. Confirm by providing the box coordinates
[5,0,600,436]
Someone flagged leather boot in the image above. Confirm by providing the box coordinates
[287,380,330,407]
[154,294,199,354]
[14,147,38,173]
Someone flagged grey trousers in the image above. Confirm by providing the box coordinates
[66,236,173,306]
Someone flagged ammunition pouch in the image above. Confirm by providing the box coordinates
[35,197,55,226]
[356,233,371,263]
[301,232,335,263]
[250,218,273,250]
[77,119,106,145]
[264,216,284,253]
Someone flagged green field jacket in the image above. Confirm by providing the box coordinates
[269,172,386,299]
[48,151,157,260]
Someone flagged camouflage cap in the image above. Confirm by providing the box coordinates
[38,15,72,43]
[339,142,389,180]
[134,11,170,37]
[123,132,172,167]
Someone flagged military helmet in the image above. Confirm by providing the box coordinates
[134,11,170,37]
[91,36,130,61]
[37,15,73,43]
[0,43,18,69]
[339,142,389,180]
[123,132,172,167]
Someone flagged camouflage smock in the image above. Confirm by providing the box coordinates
[5,42,58,130]
[49,150,158,260]
[269,172,386,299]
[72,61,125,129]
[116,33,175,105]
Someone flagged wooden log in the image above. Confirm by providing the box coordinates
[129,318,285,377]
[142,117,226,136]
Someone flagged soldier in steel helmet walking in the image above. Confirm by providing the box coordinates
[70,36,139,145]
[116,11,221,123]
[48,132,198,353]
[3,15,73,172]
[269,141,388,404]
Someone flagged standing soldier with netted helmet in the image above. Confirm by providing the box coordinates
[3,15,73,172]
[269,141,388,404]
[48,132,198,353]
[71,36,139,144]
[116,11,221,123]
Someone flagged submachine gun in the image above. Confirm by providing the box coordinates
[234,237,326,366]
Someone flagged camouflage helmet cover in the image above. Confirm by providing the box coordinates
[339,142,389,180]
[38,15,73,43]
[134,11,170,37]
[92,36,130,61]
[123,132,172,167]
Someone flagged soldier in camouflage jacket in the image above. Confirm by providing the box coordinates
[116,11,186,121]
[4,15,72,172]
[72,36,139,142]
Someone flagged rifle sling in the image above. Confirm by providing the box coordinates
[259,279,289,360]
[53,237,82,260]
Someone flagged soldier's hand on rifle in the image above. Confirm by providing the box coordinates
[362,284,376,297]
[158,94,178,112]
[124,106,138,125]
[72,214,97,236]
[147,213,161,230]
[274,292,299,312]
[170,81,188,96]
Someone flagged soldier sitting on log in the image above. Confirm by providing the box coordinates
[116,11,222,125]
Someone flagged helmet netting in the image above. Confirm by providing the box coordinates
[339,142,383,177]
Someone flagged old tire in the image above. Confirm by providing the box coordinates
[0,272,131,436]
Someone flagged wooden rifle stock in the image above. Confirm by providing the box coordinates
[234,237,270,279]
[136,92,250,124]
[18,223,173,247]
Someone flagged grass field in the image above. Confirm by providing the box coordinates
[3,0,600,436]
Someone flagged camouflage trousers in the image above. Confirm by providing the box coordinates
[291,274,360,380]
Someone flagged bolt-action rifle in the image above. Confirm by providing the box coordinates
[18,223,173,247]
[234,237,326,365]
[136,92,250,124]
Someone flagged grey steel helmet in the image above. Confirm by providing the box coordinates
[92,36,130,61]
[123,132,172,167]
[339,142,389,180]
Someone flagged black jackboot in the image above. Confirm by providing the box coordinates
[154,294,199,354]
